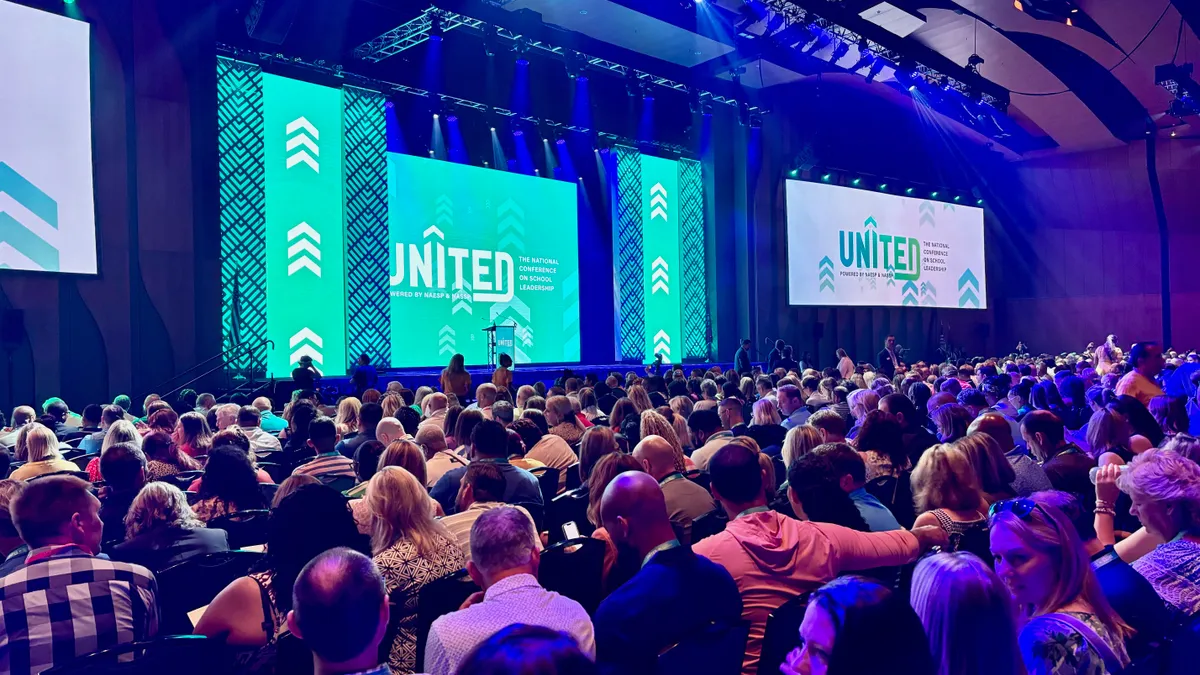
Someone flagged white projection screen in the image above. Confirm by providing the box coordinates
[0,1,97,274]
[786,180,986,309]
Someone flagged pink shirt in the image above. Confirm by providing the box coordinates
[692,510,918,675]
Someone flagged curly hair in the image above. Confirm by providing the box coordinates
[123,482,204,539]
[639,410,686,472]
[1119,448,1200,532]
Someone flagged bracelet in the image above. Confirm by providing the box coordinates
[1094,506,1116,516]
[1095,499,1115,510]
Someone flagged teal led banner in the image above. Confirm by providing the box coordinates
[641,156,682,364]
[263,74,347,377]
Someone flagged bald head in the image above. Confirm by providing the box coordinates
[600,471,670,537]
[376,417,406,444]
[288,547,388,667]
[967,413,1014,450]
[632,435,676,480]
[425,392,448,413]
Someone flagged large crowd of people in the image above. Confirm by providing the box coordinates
[0,336,1199,675]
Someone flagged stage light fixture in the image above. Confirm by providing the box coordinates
[821,173,832,182]
[514,37,531,66]
[429,14,444,41]
[851,178,861,186]
[953,195,962,202]
[879,183,888,191]
[967,53,984,76]
[483,24,498,57]
[767,12,785,34]
[865,58,886,84]
[930,191,939,197]
[830,41,850,64]
[976,198,984,205]
[905,187,914,194]
[789,169,799,177]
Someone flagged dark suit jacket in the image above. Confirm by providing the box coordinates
[877,349,898,377]
[594,545,743,675]
[109,526,230,573]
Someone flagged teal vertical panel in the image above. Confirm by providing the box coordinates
[679,158,709,360]
[614,146,644,361]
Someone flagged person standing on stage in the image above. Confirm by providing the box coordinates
[293,354,322,391]
[492,353,514,392]
[837,348,855,380]
[351,354,378,398]
[767,339,785,374]
[877,336,902,379]
[440,354,473,402]
[734,339,753,377]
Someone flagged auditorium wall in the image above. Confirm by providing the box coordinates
[0,0,219,412]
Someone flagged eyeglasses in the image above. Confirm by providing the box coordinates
[988,498,1044,520]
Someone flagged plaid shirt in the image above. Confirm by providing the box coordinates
[0,544,158,674]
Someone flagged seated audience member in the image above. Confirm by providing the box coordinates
[272,474,320,508]
[0,480,28,577]
[352,439,387,488]
[425,507,592,675]
[807,408,848,445]
[192,445,268,522]
[333,397,361,439]
[292,416,356,479]
[576,426,619,490]
[143,430,200,480]
[2,477,157,673]
[1023,410,1094,502]
[0,406,36,450]
[375,416,408,445]
[781,576,934,675]
[74,404,103,448]
[83,420,141,482]
[879,393,939,465]
[348,439,427,500]
[593,472,741,674]
[632,435,715,544]
[336,402,382,460]
[1034,489,1171,658]
[687,408,733,471]
[254,397,287,434]
[440,462,539,556]
[492,401,516,429]
[237,405,283,454]
[910,552,1023,675]
[8,423,77,481]
[911,444,992,563]
[420,392,450,432]
[846,388,880,440]
[175,411,213,460]
[1115,342,1165,408]
[449,408,485,456]
[784,452,870,531]
[366,466,467,673]
[213,403,238,432]
[813,443,901,531]
[80,404,126,455]
[931,403,972,444]
[955,433,1018,503]
[418,426,465,488]
[545,395,585,447]
[1087,408,1138,467]
[455,624,597,675]
[430,420,543,515]
[111,482,229,572]
[989,498,1132,674]
[779,425,823,472]
[587,454,646,594]
[719,397,749,437]
[693,443,945,675]
[778,384,810,430]
[98,442,149,543]
[854,410,909,481]
[514,414,577,490]
[1114,449,1200,616]
[45,398,84,441]
[746,398,788,451]
[288,548,391,675]
[196,484,367,650]
[969,412,1053,496]
[639,410,691,472]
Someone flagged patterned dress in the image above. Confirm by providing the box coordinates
[373,533,468,674]
[1132,539,1200,617]
[1019,612,1129,675]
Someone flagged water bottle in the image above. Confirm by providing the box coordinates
[1089,465,1130,484]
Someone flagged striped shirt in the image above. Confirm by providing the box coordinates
[291,451,356,478]
[0,545,158,674]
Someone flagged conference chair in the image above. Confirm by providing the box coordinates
[256,461,289,484]
[209,509,271,549]
[690,509,728,544]
[539,537,606,614]
[529,465,560,503]
[756,593,811,675]
[259,482,279,504]
[42,636,217,675]
[564,462,583,491]
[158,470,204,491]
[658,621,750,675]
[545,488,592,545]
[27,470,90,483]
[684,469,711,492]
[411,569,481,668]
[71,454,97,471]
[315,473,356,494]
[156,550,264,634]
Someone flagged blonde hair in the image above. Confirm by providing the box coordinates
[335,397,361,434]
[628,384,653,413]
[366,466,450,555]
[123,482,203,538]
[910,552,1024,675]
[545,395,579,428]
[1119,448,1200,534]
[992,498,1133,638]
[782,425,824,469]
[640,410,686,472]
[103,420,141,453]
[911,444,985,514]
[1086,409,1131,459]
[955,433,1017,503]
[752,398,782,426]
[848,389,880,421]
[669,395,694,420]
[377,439,428,487]
[23,424,61,463]
[381,394,403,420]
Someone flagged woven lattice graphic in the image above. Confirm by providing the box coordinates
[615,146,644,361]
[217,57,267,374]
[678,159,709,360]
[344,86,390,368]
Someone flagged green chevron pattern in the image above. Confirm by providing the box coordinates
[344,86,390,368]
[679,158,709,360]
[216,57,267,374]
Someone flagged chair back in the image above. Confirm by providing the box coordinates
[158,470,203,490]
[315,473,356,493]
[275,631,315,675]
[70,454,97,471]
[184,490,201,505]
[539,537,606,614]
[257,461,289,484]
[684,469,711,492]
[546,488,593,544]
[62,444,87,458]
[41,635,216,675]
[564,461,583,491]
[27,470,90,482]
[757,593,811,675]
[535,466,560,504]
[510,501,545,532]
[659,621,750,675]
[414,569,481,667]
[209,509,271,549]
[259,482,280,505]
[690,509,728,543]
[157,550,264,633]
[865,473,915,529]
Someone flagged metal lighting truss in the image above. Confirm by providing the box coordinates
[353,6,765,114]
[755,0,1006,110]
[216,44,694,157]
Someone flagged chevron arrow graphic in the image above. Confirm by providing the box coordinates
[958,288,980,308]
[285,116,320,173]
[818,256,835,293]
[287,221,321,278]
[957,268,978,291]
[0,162,61,271]
[651,256,669,295]
[438,324,456,355]
[901,280,919,306]
[653,329,672,361]
[958,268,980,308]
[289,327,324,365]
[864,216,877,229]
[287,239,321,261]
[650,183,668,221]
[423,225,445,240]
[919,201,935,227]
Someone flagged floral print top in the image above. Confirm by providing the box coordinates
[1019,611,1129,675]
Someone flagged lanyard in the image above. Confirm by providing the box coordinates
[736,505,771,520]
[642,539,682,568]
[659,472,686,487]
